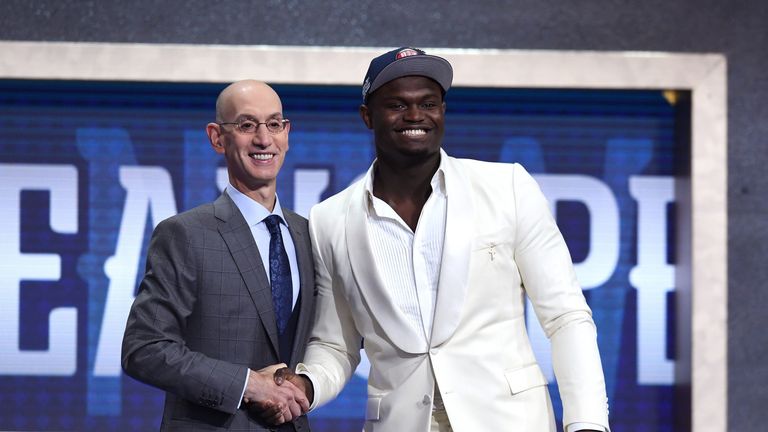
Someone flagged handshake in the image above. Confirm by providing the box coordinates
[242,364,314,425]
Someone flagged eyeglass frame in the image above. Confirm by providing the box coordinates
[217,118,290,134]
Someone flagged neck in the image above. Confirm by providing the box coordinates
[372,152,440,230]
[375,149,440,191]
[231,180,277,212]
[373,161,435,200]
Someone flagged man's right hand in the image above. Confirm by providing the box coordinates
[273,367,315,406]
[243,363,310,425]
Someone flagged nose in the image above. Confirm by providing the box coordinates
[250,123,272,146]
[403,104,424,122]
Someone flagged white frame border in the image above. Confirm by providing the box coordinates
[0,41,727,432]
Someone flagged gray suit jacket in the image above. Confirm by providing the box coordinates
[122,192,316,432]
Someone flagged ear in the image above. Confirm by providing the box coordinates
[283,120,290,152]
[359,104,373,130]
[206,122,225,154]
[441,101,447,114]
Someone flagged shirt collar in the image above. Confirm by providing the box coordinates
[225,183,288,227]
[363,149,448,215]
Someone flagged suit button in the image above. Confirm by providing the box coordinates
[430,348,438,356]
[422,395,431,406]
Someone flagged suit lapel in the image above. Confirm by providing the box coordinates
[430,156,473,347]
[283,209,316,366]
[346,181,428,354]
[214,193,280,356]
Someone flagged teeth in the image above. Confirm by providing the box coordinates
[250,153,273,160]
[401,129,426,136]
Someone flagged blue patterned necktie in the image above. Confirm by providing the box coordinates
[263,215,292,334]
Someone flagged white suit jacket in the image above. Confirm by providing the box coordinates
[298,153,610,432]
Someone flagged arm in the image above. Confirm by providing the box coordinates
[121,217,304,417]
[511,165,610,431]
[293,206,363,409]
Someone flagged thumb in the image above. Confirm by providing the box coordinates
[274,367,292,386]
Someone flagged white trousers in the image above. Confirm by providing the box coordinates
[430,381,453,432]
[430,407,453,432]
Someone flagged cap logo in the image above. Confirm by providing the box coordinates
[395,48,419,60]
[362,77,371,98]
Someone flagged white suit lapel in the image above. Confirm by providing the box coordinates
[430,155,473,347]
[345,180,428,354]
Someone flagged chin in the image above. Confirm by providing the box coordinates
[401,145,440,157]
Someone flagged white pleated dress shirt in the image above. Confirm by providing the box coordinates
[363,162,447,343]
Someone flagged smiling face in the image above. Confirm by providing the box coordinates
[360,75,446,167]
[206,81,289,202]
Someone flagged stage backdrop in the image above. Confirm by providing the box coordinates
[0,79,689,431]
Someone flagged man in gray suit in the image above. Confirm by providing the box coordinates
[122,80,314,431]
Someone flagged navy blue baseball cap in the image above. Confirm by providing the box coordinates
[362,47,453,102]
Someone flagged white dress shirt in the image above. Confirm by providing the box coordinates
[364,161,447,342]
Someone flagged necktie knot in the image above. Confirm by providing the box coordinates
[263,214,283,235]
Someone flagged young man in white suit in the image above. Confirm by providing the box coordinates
[278,48,610,432]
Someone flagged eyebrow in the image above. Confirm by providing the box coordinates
[235,112,284,120]
[379,94,442,103]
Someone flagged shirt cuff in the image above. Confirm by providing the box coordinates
[565,422,607,432]
[236,368,251,409]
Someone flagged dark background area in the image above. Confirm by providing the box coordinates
[2,1,765,429]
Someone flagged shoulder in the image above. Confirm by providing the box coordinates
[444,157,545,213]
[310,177,364,219]
[447,156,532,187]
[450,156,523,175]
[307,178,365,248]
[282,207,308,228]
[152,201,217,239]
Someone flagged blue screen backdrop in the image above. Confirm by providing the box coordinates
[0,80,689,431]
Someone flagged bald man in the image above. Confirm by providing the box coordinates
[122,80,315,432]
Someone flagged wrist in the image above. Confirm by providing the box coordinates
[299,374,315,404]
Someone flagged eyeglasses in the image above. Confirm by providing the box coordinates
[218,118,290,134]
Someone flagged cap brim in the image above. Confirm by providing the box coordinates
[369,55,453,96]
